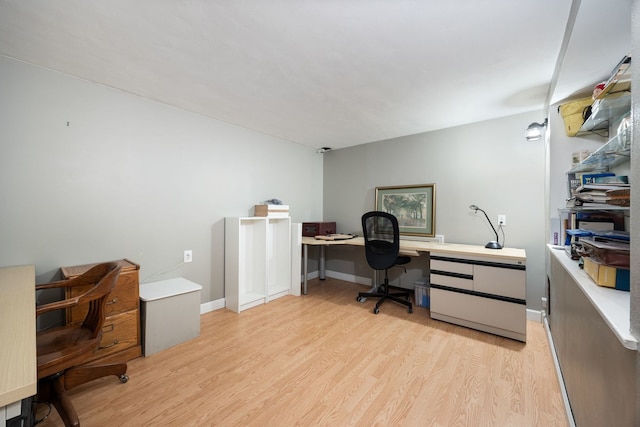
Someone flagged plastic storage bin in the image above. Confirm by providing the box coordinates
[414,279,430,308]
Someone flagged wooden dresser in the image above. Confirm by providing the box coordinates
[61,259,142,364]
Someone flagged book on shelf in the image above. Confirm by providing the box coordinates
[566,172,622,196]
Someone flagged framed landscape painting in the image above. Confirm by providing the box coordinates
[375,184,436,237]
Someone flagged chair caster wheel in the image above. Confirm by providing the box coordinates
[408,307,413,314]
[119,374,129,383]
[357,296,366,303]
[373,307,380,314]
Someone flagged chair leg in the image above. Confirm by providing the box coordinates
[45,375,80,427]
[64,363,128,390]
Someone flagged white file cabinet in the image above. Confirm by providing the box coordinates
[429,252,527,342]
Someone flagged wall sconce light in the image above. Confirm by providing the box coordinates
[525,118,548,142]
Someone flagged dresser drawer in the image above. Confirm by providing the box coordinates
[63,259,140,325]
[91,310,140,361]
[68,272,139,323]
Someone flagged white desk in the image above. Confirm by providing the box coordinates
[301,236,525,294]
[0,265,36,422]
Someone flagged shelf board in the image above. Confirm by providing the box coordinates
[577,91,630,135]
[568,126,631,174]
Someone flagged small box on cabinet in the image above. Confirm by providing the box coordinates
[302,222,336,237]
[583,257,630,291]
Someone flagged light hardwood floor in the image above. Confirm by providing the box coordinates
[36,278,568,426]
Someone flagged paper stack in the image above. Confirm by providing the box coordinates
[573,183,630,207]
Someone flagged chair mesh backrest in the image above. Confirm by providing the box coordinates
[361,211,400,271]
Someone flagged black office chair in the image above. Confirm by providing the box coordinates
[357,211,413,314]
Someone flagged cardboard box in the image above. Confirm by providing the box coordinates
[583,257,630,291]
[302,222,336,237]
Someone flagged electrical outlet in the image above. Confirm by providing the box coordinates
[497,215,506,226]
[184,250,193,263]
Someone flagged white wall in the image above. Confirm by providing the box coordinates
[0,55,323,303]
[322,111,548,311]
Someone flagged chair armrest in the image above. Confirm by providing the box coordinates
[35,279,71,291]
[36,297,80,316]
[36,271,107,290]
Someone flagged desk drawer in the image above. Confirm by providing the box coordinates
[430,273,473,291]
[430,259,473,275]
[91,310,140,361]
[431,288,526,336]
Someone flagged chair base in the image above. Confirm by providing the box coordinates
[37,363,128,427]
[358,281,413,314]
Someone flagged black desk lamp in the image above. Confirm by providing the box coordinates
[469,205,502,249]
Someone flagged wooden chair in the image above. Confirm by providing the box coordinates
[36,262,128,427]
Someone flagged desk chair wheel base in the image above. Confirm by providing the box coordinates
[372,302,412,314]
[358,211,414,316]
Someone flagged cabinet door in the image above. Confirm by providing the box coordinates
[473,265,526,300]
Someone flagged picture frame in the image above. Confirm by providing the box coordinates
[375,184,436,237]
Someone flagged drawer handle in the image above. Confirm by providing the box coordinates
[106,298,118,305]
[103,323,115,333]
[100,339,119,349]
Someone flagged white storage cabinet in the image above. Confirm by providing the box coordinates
[225,217,296,312]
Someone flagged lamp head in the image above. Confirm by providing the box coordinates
[525,118,548,142]
[469,204,479,211]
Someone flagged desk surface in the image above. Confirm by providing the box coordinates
[0,265,36,407]
[302,236,526,262]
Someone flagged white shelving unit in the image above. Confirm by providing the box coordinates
[225,216,297,312]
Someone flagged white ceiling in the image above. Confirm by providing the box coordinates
[0,0,631,150]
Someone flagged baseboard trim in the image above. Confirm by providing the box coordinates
[201,298,225,314]
[527,308,542,323]
[324,270,371,286]
[544,316,576,427]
